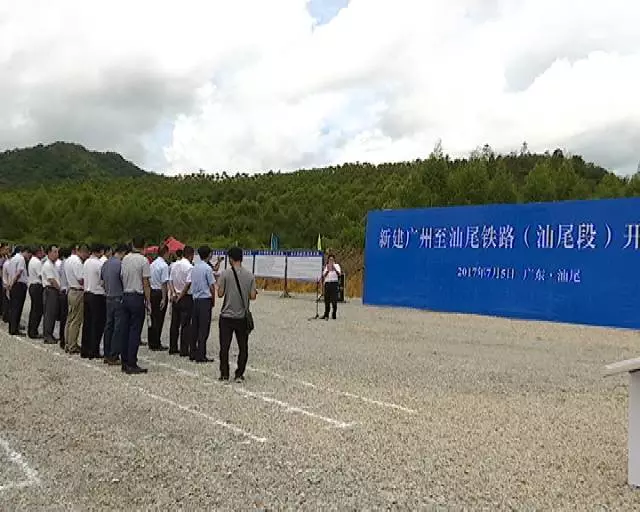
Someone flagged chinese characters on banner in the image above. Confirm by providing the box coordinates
[376,222,640,284]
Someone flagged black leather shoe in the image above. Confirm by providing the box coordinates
[123,365,148,374]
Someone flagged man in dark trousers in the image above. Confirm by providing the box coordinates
[0,243,9,323]
[217,247,257,382]
[41,245,60,344]
[148,245,169,351]
[27,245,44,338]
[57,247,70,349]
[190,245,215,362]
[8,246,32,336]
[169,245,194,357]
[321,253,342,320]
[101,244,127,365]
[120,237,151,374]
[82,244,106,359]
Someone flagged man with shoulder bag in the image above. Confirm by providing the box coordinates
[216,247,256,383]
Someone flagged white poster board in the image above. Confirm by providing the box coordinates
[210,250,227,273]
[254,251,286,278]
[242,250,255,273]
[286,251,323,281]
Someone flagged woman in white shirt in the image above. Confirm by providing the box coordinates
[321,254,341,320]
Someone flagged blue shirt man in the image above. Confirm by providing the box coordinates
[191,260,215,299]
[190,246,216,363]
[100,245,127,363]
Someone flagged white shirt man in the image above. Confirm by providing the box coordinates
[84,255,106,295]
[322,262,342,283]
[2,256,11,298]
[10,252,28,286]
[321,255,342,320]
[65,253,84,291]
[8,249,31,335]
[168,250,194,355]
[28,254,43,287]
[42,251,61,343]
[170,257,193,297]
[42,258,60,289]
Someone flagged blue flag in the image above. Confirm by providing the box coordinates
[270,233,279,251]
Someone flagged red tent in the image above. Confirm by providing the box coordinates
[163,236,185,253]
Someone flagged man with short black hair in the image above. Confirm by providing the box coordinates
[8,246,32,336]
[0,243,10,323]
[120,237,151,374]
[57,247,70,349]
[217,247,257,382]
[82,244,106,359]
[65,244,89,354]
[101,244,127,365]
[190,245,216,362]
[148,245,169,351]
[41,245,60,344]
[169,246,194,357]
[27,245,45,338]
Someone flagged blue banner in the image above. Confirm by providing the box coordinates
[364,198,640,329]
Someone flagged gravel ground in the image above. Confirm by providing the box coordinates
[1,290,640,510]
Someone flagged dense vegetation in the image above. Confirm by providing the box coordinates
[0,142,146,188]
[0,142,638,253]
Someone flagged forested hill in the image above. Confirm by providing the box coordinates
[0,142,147,187]
[0,143,638,252]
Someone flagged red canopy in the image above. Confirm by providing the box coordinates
[163,236,185,253]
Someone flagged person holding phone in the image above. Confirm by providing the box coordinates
[321,254,341,320]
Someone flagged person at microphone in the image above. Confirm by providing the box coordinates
[321,254,341,320]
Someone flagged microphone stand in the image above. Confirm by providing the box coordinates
[308,278,321,321]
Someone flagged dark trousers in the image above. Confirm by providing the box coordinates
[43,287,59,342]
[81,292,91,353]
[9,282,27,335]
[148,289,167,348]
[121,293,145,368]
[58,291,68,346]
[219,316,249,379]
[28,283,44,337]
[191,298,212,360]
[323,281,339,318]
[1,283,8,323]
[104,296,124,359]
[169,295,193,355]
[84,293,106,357]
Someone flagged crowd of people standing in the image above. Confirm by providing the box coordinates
[0,241,257,381]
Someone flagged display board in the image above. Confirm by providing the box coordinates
[364,197,640,329]
[210,250,227,270]
[242,250,255,273]
[253,250,286,278]
[286,250,324,281]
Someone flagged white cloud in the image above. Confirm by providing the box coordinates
[1,0,639,175]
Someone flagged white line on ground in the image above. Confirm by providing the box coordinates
[0,437,41,493]
[136,334,415,415]
[13,337,267,444]
[138,356,356,429]
[245,365,418,414]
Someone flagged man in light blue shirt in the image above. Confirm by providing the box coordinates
[148,245,169,351]
[190,246,215,363]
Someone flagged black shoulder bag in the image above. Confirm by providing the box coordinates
[231,266,254,334]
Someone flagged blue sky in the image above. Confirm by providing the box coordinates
[308,0,349,25]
